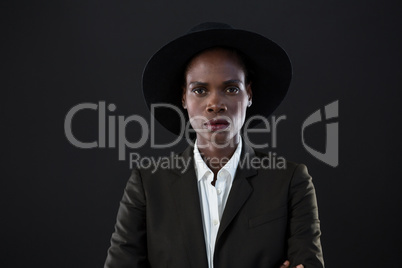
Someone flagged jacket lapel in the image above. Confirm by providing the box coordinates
[169,141,258,266]
[170,145,208,268]
[216,141,257,243]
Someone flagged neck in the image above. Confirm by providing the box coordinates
[196,136,240,175]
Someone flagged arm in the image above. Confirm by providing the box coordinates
[286,164,325,268]
[104,168,150,268]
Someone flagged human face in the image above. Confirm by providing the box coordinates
[182,48,252,147]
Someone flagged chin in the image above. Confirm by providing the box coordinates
[209,132,238,146]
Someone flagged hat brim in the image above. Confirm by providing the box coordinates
[142,28,292,136]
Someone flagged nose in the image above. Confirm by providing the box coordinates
[206,91,227,114]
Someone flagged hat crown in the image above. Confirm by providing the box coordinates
[188,22,233,33]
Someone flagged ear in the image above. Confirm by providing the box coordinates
[246,82,252,107]
[182,86,187,109]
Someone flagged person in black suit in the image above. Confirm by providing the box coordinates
[105,22,324,268]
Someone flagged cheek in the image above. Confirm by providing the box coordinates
[230,98,248,113]
[186,98,204,116]
[185,100,205,128]
[232,101,249,126]
[186,104,197,119]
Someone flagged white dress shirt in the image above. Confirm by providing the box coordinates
[193,138,242,268]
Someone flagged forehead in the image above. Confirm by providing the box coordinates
[185,48,246,80]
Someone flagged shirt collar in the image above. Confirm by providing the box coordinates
[193,138,243,182]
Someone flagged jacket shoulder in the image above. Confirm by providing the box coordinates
[252,148,301,173]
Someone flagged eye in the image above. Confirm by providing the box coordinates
[226,87,240,94]
[192,88,206,94]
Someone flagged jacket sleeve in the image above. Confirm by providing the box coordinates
[287,164,325,268]
[104,168,150,268]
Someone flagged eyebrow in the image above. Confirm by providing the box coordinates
[188,79,243,87]
[223,79,243,85]
[189,81,208,87]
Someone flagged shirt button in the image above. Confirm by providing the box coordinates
[213,219,219,226]
[217,188,222,195]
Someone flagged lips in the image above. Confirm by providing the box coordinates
[204,118,230,132]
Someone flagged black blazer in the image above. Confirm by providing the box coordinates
[105,141,324,268]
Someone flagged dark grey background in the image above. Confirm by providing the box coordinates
[2,0,401,267]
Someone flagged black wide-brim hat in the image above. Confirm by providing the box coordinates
[142,22,292,136]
